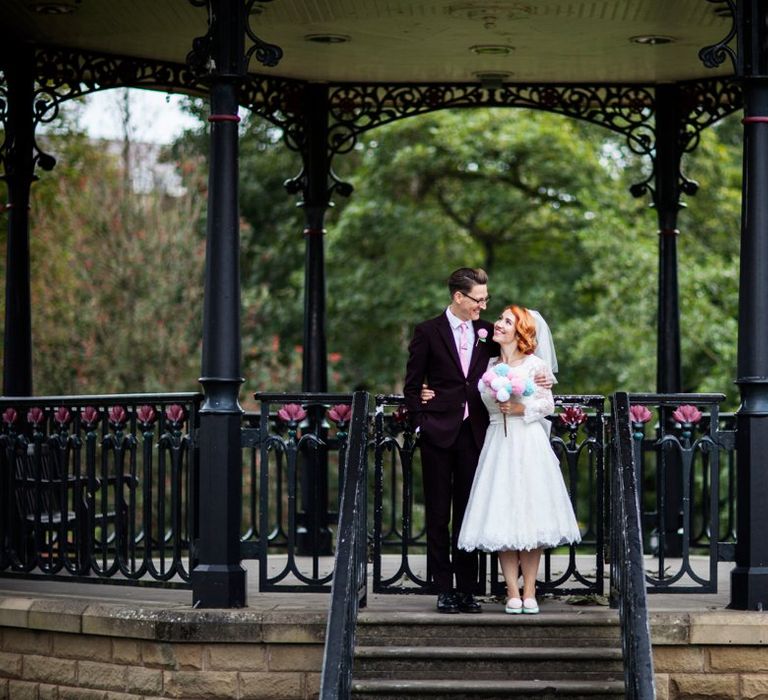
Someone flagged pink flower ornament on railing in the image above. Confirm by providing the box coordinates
[629,404,652,441]
[629,405,652,424]
[108,405,127,430]
[672,404,702,425]
[80,406,99,431]
[165,404,186,428]
[559,406,587,430]
[53,406,72,430]
[137,404,157,430]
[278,403,306,437]
[328,404,352,429]
[672,404,702,439]
[27,407,45,428]
[2,407,18,429]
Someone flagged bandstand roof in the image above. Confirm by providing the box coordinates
[0,0,734,86]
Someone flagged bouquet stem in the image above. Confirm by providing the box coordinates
[503,413,507,437]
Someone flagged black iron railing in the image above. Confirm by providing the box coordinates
[628,393,725,592]
[319,391,369,700]
[372,394,606,596]
[0,388,736,604]
[253,392,354,592]
[610,391,656,699]
[0,393,201,586]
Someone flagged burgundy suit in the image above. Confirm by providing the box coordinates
[404,312,498,593]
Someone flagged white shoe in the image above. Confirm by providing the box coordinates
[522,597,539,614]
[505,597,523,614]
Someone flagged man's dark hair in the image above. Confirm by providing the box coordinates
[447,268,488,296]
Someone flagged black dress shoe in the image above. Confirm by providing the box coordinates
[436,591,460,614]
[457,592,482,613]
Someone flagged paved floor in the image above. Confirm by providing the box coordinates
[0,555,733,614]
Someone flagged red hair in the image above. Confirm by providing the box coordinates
[505,305,537,355]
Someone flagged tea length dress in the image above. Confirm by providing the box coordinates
[458,354,581,552]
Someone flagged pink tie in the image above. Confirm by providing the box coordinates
[459,322,470,376]
[459,322,470,419]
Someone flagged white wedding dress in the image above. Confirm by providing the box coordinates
[458,354,581,552]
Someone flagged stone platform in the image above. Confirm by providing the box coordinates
[0,557,766,699]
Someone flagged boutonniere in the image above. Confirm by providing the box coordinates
[475,328,488,347]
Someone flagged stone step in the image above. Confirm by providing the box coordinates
[356,610,621,648]
[354,644,623,681]
[351,678,626,699]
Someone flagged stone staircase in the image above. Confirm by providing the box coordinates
[351,605,625,699]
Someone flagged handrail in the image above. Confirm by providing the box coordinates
[319,391,370,699]
[610,392,656,699]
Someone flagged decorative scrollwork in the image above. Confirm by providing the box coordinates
[243,75,742,208]
[325,83,657,160]
[240,75,305,150]
[28,46,211,177]
[244,0,283,69]
[678,77,742,153]
[630,78,742,202]
[186,0,283,77]
[698,0,737,72]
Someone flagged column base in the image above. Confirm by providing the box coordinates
[192,564,247,608]
[729,565,768,610]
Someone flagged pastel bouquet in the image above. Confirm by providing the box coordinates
[478,362,536,436]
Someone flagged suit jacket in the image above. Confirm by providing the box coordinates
[404,313,499,450]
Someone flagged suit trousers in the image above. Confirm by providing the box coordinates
[420,419,481,594]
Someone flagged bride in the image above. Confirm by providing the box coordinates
[457,304,581,615]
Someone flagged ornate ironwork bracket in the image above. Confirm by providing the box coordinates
[629,78,742,203]
[186,0,282,78]
[699,0,737,72]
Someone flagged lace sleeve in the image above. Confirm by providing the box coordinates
[523,360,555,424]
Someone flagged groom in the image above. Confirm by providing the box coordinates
[404,268,498,613]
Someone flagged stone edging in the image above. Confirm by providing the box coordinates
[0,595,327,644]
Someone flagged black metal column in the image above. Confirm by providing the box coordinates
[191,0,247,608]
[654,84,683,395]
[731,0,768,611]
[298,83,332,554]
[2,46,35,396]
[653,84,684,557]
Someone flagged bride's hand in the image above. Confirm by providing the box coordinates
[498,400,525,416]
[420,384,435,403]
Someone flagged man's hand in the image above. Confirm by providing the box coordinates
[420,384,435,403]
[534,369,553,390]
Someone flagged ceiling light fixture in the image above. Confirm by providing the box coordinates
[304,34,351,44]
[29,2,80,14]
[473,71,512,88]
[469,44,514,55]
[630,35,675,45]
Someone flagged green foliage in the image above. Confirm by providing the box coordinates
[5,106,206,395]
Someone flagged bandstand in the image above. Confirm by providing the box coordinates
[1,1,768,698]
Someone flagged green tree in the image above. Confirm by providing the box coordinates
[8,99,207,395]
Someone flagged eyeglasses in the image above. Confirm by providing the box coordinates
[460,291,491,305]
